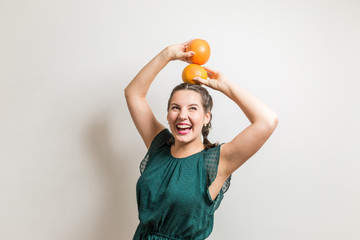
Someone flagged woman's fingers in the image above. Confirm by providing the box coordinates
[193,77,208,85]
[178,51,194,63]
[203,66,217,77]
[183,39,194,46]
[185,51,195,58]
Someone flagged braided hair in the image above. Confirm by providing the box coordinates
[167,83,217,149]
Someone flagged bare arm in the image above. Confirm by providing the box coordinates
[194,67,279,177]
[124,40,194,149]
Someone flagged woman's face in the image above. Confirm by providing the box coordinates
[167,90,210,145]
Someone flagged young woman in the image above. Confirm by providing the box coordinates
[125,40,279,240]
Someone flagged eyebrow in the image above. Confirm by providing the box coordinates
[170,103,200,107]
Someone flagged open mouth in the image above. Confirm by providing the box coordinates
[176,124,192,135]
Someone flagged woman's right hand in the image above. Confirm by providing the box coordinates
[163,40,195,63]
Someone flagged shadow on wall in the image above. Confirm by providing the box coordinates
[85,107,136,240]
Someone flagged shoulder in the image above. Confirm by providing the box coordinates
[204,143,230,178]
[147,128,173,153]
[203,144,221,158]
[203,144,222,176]
[139,128,173,175]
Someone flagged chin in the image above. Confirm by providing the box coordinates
[172,132,199,144]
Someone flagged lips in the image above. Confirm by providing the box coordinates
[176,123,192,135]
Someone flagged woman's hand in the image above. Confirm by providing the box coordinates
[193,66,231,93]
[163,40,195,63]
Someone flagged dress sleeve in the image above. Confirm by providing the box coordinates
[204,143,232,211]
[204,143,232,193]
[139,128,172,174]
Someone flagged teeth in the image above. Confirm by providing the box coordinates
[177,125,191,129]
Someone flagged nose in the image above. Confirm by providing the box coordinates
[178,109,189,120]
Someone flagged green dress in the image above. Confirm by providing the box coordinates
[133,129,232,240]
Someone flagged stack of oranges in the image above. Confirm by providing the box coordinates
[182,39,210,84]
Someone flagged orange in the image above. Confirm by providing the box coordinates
[186,39,211,65]
[182,64,208,84]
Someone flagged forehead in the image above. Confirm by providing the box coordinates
[170,90,202,105]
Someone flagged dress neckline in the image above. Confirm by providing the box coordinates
[169,146,206,160]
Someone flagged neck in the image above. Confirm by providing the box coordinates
[171,139,204,158]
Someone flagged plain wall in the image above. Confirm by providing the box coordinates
[1,0,359,239]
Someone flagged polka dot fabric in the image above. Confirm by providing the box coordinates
[203,143,232,211]
[134,129,232,240]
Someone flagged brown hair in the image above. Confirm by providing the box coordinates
[167,83,217,149]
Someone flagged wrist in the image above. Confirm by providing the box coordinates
[219,79,235,97]
[159,47,173,62]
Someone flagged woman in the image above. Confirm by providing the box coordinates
[125,40,279,240]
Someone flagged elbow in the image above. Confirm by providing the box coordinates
[267,116,279,134]
[273,115,279,127]
[124,84,146,100]
[124,85,134,100]
[261,116,279,137]
[269,115,279,130]
[124,86,130,99]
[259,115,279,132]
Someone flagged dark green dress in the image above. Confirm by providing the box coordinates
[133,129,231,240]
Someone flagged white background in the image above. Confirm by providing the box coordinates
[1,0,359,239]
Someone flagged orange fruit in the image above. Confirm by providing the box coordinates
[186,39,211,65]
[182,64,208,84]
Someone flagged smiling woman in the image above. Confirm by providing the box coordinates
[166,83,217,154]
[124,40,278,240]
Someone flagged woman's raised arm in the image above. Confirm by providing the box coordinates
[124,41,194,149]
[194,67,279,177]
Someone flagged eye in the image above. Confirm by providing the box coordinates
[171,106,180,110]
[189,107,197,111]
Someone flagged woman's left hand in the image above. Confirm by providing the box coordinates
[193,66,230,93]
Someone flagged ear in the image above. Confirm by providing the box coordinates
[204,111,211,125]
